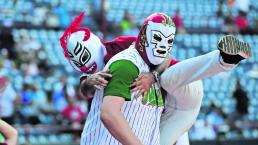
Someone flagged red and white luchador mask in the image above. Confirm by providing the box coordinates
[60,13,106,74]
[67,29,106,74]
[135,13,176,65]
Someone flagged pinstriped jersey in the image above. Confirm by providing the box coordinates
[81,46,164,145]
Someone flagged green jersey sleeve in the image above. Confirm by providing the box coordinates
[104,60,139,101]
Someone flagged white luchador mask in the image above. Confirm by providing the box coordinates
[146,21,175,65]
[60,12,107,74]
[135,13,176,66]
[66,29,106,74]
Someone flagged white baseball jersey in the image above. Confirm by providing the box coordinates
[81,46,164,145]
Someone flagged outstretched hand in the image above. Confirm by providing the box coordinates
[131,72,156,98]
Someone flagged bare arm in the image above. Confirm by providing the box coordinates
[0,119,18,145]
[101,96,143,145]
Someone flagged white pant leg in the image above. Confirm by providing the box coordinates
[161,50,236,93]
[160,80,203,145]
[160,50,237,145]
[176,132,190,145]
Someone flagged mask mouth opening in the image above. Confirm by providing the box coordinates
[84,62,97,74]
[153,48,167,58]
[157,49,167,55]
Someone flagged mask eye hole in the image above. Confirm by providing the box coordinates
[74,42,82,55]
[79,46,91,65]
[168,39,174,44]
[153,34,162,42]
[81,48,90,63]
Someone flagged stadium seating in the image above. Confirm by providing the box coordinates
[5,31,257,144]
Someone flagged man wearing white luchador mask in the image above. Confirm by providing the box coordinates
[60,12,252,145]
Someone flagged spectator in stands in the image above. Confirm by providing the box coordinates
[222,14,238,33]
[0,28,15,60]
[0,119,18,145]
[222,0,250,34]
[0,77,19,125]
[53,77,69,112]
[19,83,34,105]
[123,24,139,36]
[0,49,15,69]
[120,10,135,35]
[61,96,87,124]
[232,80,249,119]
[172,9,186,34]
[19,83,40,124]
[228,80,249,133]
[234,11,249,33]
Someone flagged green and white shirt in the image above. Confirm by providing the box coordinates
[81,46,164,145]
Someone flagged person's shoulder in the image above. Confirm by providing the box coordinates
[104,60,139,100]
[109,60,138,75]
[116,36,137,42]
[106,36,136,46]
